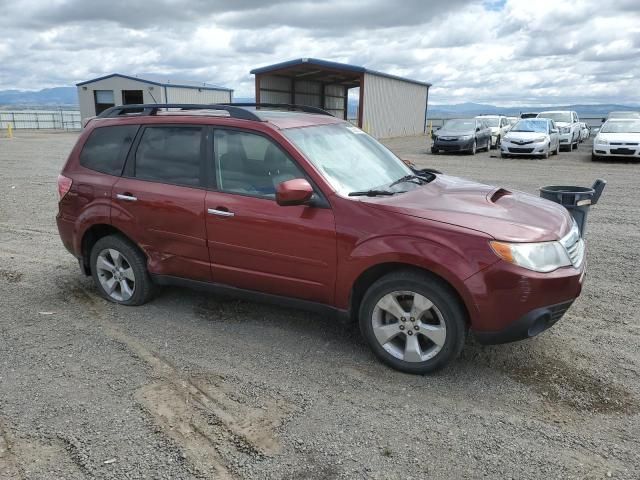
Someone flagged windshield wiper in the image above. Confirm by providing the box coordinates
[388,174,426,188]
[348,189,399,197]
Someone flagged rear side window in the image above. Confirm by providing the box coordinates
[79,125,138,175]
[133,126,203,187]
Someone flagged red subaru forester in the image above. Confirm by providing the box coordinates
[56,104,586,374]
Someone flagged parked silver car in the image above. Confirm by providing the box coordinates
[536,111,580,151]
[431,118,492,155]
[500,118,560,159]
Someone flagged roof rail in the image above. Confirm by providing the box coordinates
[97,103,334,121]
[97,104,263,121]
[221,103,333,117]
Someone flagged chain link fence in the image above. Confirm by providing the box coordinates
[0,110,81,130]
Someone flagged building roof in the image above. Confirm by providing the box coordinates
[250,58,431,88]
[76,73,233,92]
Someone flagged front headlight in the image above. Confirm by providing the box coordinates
[490,240,571,273]
[533,136,547,143]
[459,135,473,140]
[560,126,570,134]
[595,136,608,145]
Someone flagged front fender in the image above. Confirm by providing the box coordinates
[334,230,499,321]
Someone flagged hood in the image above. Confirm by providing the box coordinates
[505,131,548,141]
[597,132,640,142]
[360,175,573,242]
[554,121,570,127]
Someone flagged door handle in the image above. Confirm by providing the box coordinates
[208,207,234,217]
[116,193,137,202]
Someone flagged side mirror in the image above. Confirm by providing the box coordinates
[601,118,606,123]
[476,127,481,132]
[276,178,314,206]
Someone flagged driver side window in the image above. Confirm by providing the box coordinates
[213,129,305,199]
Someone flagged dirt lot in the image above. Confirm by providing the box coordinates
[1,131,638,479]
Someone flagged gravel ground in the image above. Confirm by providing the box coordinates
[0,130,638,479]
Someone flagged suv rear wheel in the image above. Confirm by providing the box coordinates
[359,271,466,374]
[90,235,154,306]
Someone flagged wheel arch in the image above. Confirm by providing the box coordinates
[80,224,146,275]
[348,262,472,327]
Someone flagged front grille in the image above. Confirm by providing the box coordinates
[508,147,535,153]
[610,148,636,155]
[560,225,585,267]
[510,140,534,145]
[438,137,458,141]
[610,142,639,146]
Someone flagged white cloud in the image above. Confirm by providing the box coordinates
[0,0,638,106]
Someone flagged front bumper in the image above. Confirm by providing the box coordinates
[501,139,548,156]
[558,132,573,146]
[474,300,574,344]
[464,258,586,343]
[593,145,640,158]
[433,137,475,152]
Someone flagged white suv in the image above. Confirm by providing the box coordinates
[475,115,511,148]
[536,111,580,151]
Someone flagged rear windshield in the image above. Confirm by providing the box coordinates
[80,125,138,175]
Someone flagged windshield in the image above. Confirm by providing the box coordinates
[442,119,476,131]
[608,112,640,119]
[283,123,412,196]
[478,117,498,127]
[539,112,571,123]
[511,120,548,133]
[601,120,640,133]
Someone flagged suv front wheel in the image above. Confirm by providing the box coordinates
[90,234,154,306]
[359,271,466,374]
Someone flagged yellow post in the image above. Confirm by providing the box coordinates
[7,124,13,138]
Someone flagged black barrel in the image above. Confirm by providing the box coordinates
[539,179,606,236]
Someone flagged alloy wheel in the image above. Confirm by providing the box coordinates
[96,248,136,302]
[371,291,447,362]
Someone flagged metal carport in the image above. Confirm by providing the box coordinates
[250,58,431,139]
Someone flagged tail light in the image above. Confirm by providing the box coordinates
[57,174,72,200]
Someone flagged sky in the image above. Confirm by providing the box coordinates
[0,0,639,106]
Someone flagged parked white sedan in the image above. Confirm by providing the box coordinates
[593,119,640,161]
[500,118,560,159]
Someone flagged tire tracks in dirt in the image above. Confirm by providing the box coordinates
[61,281,295,478]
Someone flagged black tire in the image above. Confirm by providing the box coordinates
[495,135,501,148]
[359,270,467,374]
[431,147,438,154]
[591,153,600,162]
[90,234,155,306]
[554,143,560,155]
[469,139,477,155]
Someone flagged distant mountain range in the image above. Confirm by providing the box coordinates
[0,88,637,119]
[427,102,640,118]
[0,87,78,108]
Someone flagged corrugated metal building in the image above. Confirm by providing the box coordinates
[251,58,431,138]
[76,73,233,121]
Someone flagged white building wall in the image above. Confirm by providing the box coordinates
[362,73,428,138]
[77,76,232,121]
[77,77,161,121]
[164,87,231,104]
